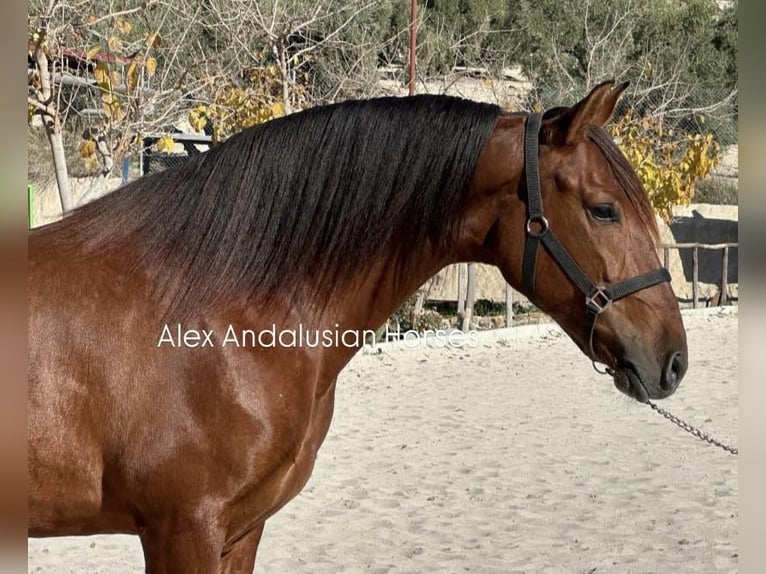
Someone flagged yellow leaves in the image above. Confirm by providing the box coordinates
[116,20,132,35]
[609,109,720,221]
[156,137,175,153]
[79,139,97,160]
[107,36,122,52]
[100,93,124,122]
[188,106,209,132]
[192,62,309,142]
[681,133,718,181]
[641,59,653,78]
[253,105,280,124]
[82,152,101,174]
[270,102,286,117]
[124,56,158,94]
[107,100,125,123]
[92,61,124,121]
[93,62,109,86]
[79,140,96,158]
[126,60,139,93]
[197,82,288,141]
[146,32,162,49]
[86,45,100,59]
[145,57,158,77]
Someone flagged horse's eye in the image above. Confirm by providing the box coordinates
[589,203,619,222]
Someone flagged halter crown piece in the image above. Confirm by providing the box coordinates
[520,113,671,372]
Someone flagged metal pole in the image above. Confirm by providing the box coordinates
[456,264,465,320]
[408,0,417,95]
[28,184,34,228]
[692,246,699,309]
[720,246,729,306]
[462,263,476,331]
[505,284,513,328]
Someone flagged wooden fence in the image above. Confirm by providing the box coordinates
[452,241,738,329]
[661,242,738,309]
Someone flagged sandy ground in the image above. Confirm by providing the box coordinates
[28,308,738,573]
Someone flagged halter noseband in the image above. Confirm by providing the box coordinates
[521,113,671,371]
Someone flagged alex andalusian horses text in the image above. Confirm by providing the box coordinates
[28,81,687,572]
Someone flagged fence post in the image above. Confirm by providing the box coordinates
[505,284,513,328]
[692,246,699,309]
[28,184,34,228]
[456,263,465,323]
[462,263,476,331]
[720,246,729,306]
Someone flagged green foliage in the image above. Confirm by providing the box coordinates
[415,0,510,75]
[694,178,738,206]
[390,294,444,333]
[29,0,738,192]
[506,0,735,87]
[414,310,444,332]
[473,298,504,316]
[712,2,738,92]
[505,0,737,142]
[390,293,418,331]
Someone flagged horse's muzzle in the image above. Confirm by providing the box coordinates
[660,351,687,393]
[613,350,686,403]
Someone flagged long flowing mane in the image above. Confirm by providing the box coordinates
[53,95,501,315]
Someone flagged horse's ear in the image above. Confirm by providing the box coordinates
[540,81,629,146]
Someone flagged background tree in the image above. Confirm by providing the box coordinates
[28,0,75,212]
[504,0,737,142]
[28,0,220,204]
[28,0,737,220]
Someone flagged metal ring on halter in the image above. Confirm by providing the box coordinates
[592,361,615,376]
[525,215,549,238]
[585,287,612,315]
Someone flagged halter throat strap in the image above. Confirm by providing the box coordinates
[520,113,671,363]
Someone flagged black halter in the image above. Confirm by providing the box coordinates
[521,113,671,369]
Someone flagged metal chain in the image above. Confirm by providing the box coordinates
[647,400,738,456]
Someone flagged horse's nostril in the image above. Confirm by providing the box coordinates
[661,351,686,391]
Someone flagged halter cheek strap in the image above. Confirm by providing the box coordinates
[521,113,671,367]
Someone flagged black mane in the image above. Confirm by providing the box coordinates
[62,95,501,315]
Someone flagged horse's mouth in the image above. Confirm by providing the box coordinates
[613,364,650,403]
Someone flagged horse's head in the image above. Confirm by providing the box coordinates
[473,81,687,402]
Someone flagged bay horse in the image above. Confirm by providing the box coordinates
[28,80,687,572]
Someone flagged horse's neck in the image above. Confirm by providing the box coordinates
[310,200,506,368]
[362,254,452,330]
[298,242,473,375]
[287,115,523,369]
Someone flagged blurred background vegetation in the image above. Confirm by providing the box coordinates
[28,0,737,215]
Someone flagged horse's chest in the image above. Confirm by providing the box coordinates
[229,372,338,524]
[277,376,337,490]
